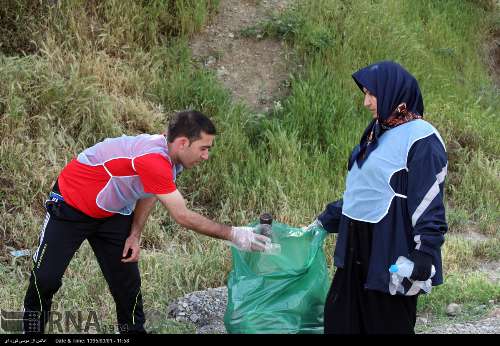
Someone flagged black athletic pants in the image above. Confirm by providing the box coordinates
[324,220,418,334]
[23,181,145,334]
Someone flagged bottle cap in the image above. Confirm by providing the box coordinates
[389,264,399,273]
[259,213,273,225]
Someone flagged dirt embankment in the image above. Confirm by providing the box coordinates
[189,0,292,112]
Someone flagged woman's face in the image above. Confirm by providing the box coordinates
[363,87,378,119]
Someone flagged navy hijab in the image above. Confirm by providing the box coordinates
[349,61,424,168]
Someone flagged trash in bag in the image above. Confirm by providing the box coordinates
[224,221,329,334]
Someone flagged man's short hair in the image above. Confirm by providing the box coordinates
[167,110,216,143]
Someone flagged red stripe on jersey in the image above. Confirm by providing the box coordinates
[133,154,177,194]
[58,159,114,218]
[104,157,136,176]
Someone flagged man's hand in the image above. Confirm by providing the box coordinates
[230,226,272,252]
[122,196,156,263]
[121,234,141,263]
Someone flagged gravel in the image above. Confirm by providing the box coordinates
[167,286,228,334]
[166,287,499,334]
[420,315,500,334]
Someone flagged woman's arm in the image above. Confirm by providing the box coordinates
[317,199,343,233]
[406,133,448,279]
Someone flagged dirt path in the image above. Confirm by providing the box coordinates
[189,0,292,112]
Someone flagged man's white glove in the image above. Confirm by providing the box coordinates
[302,219,323,232]
[229,226,272,252]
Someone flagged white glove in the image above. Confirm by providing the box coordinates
[229,226,272,252]
[302,219,323,232]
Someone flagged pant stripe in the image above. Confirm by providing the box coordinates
[132,291,140,325]
[32,270,43,312]
[33,210,50,263]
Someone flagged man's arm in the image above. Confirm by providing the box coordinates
[121,196,157,263]
[156,190,232,240]
[130,196,158,238]
[156,190,271,251]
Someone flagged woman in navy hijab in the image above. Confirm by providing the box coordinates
[314,61,448,334]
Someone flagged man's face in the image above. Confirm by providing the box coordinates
[178,132,214,169]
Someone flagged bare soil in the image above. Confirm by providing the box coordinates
[189,0,292,112]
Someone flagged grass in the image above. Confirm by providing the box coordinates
[417,271,500,317]
[0,0,499,333]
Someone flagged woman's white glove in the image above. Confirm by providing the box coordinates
[230,226,272,252]
[302,219,323,232]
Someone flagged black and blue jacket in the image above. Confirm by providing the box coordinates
[318,130,448,294]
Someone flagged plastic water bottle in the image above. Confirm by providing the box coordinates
[388,256,436,296]
[10,249,31,257]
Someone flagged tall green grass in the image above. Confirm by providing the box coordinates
[0,0,219,55]
[1,0,498,333]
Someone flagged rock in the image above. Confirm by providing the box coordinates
[462,230,489,242]
[190,314,200,323]
[167,286,228,333]
[417,317,428,324]
[205,56,216,67]
[228,33,234,38]
[487,307,500,318]
[446,303,462,316]
[197,320,226,334]
[217,67,228,77]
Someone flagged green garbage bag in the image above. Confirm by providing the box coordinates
[224,222,329,334]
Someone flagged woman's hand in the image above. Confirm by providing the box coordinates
[302,219,323,232]
[409,250,433,281]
